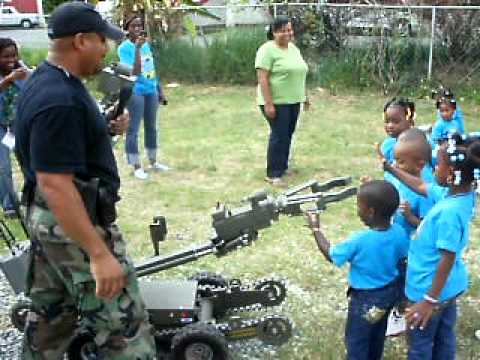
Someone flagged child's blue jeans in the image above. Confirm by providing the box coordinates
[407,301,456,360]
[345,280,399,360]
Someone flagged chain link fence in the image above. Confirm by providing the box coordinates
[148,3,480,94]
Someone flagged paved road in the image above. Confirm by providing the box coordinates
[1,28,49,49]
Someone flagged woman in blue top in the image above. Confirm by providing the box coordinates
[118,16,169,180]
[384,132,478,360]
[0,38,29,217]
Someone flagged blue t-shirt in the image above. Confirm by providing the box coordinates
[421,163,436,184]
[426,182,449,204]
[431,106,465,144]
[381,136,397,164]
[385,173,433,237]
[117,40,158,95]
[329,223,409,289]
[406,189,475,302]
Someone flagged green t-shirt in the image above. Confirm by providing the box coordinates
[255,41,308,105]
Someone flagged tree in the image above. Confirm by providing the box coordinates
[117,0,219,40]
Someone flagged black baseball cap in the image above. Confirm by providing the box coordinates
[48,2,124,41]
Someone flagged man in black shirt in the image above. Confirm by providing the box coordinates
[15,2,156,359]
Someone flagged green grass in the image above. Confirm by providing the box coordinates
[102,85,480,359]
[1,83,478,357]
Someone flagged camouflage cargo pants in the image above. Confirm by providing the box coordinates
[21,205,156,360]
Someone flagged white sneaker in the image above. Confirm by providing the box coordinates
[149,162,171,172]
[134,168,149,180]
[386,309,406,337]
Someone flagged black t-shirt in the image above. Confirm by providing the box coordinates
[15,61,120,196]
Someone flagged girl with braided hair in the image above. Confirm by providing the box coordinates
[379,97,436,184]
[431,87,465,145]
[380,97,416,164]
[0,38,29,217]
[383,132,480,360]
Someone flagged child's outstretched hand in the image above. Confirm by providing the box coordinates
[305,211,320,231]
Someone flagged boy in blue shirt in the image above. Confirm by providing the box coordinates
[383,132,478,360]
[383,129,436,336]
[306,180,409,360]
[389,128,435,237]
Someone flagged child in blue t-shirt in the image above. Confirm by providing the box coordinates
[383,133,478,360]
[430,88,466,167]
[431,88,465,145]
[306,180,409,360]
[380,97,415,164]
[379,98,436,185]
[389,128,435,237]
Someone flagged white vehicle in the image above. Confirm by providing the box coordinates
[0,5,40,28]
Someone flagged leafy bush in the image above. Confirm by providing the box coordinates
[21,48,117,68]
[152,27,265,84]
[149,23,434,94]
[19,48,48,67]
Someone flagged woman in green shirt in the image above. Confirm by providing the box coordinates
[255,16,309,186]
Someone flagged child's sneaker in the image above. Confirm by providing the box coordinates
[134,168,149,180]
[386,309,406,337]
[149,162,171,172]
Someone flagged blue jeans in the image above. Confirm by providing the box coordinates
[345,281,400,360]
[0,127,15,211]
[407,301,456,360]
[125,92,159,166]
[260,104,300,178]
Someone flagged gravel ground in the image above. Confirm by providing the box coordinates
[0,273,23,359]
